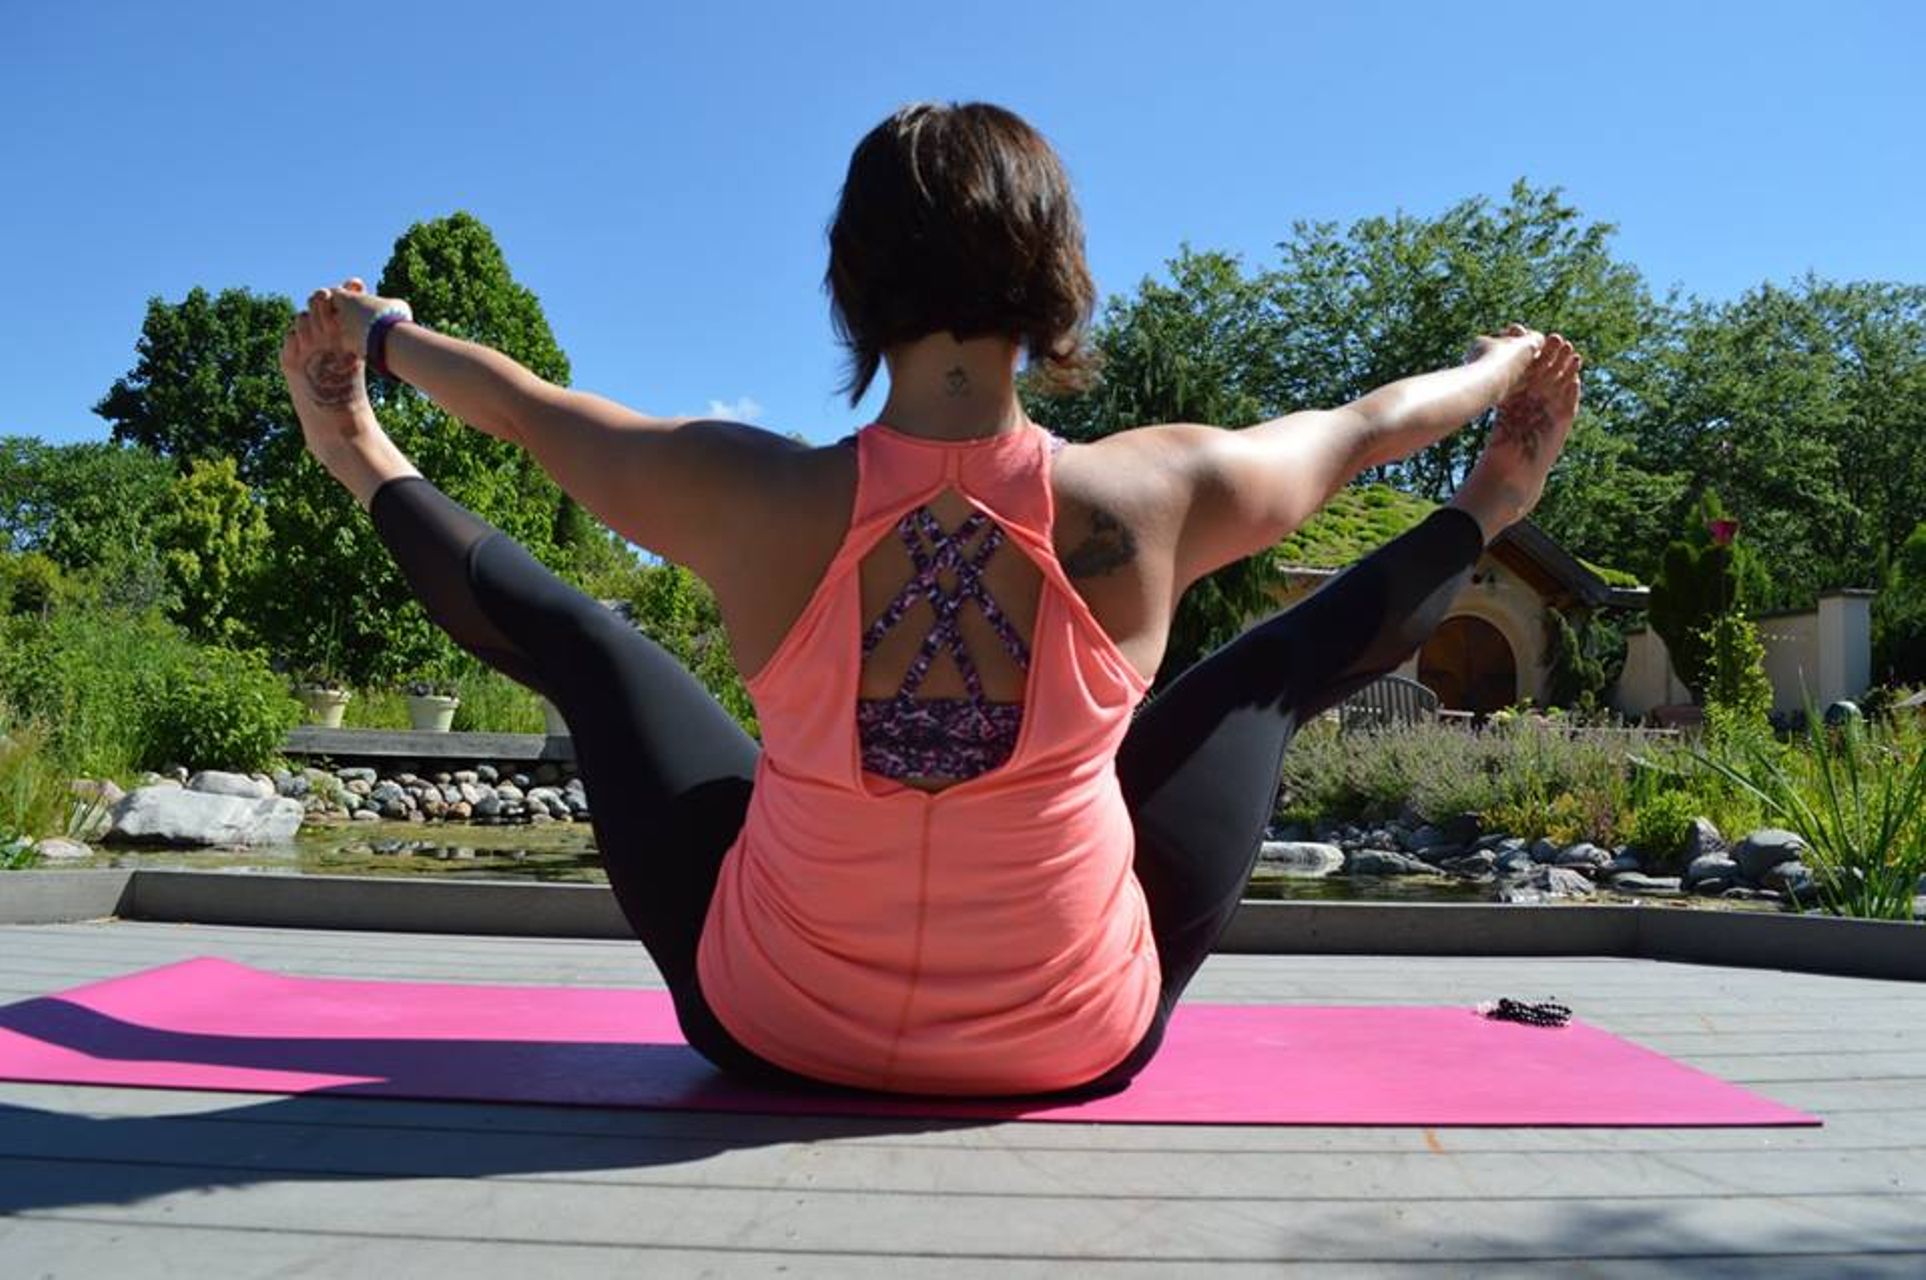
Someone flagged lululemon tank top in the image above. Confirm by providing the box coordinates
[695,420,1160,1095]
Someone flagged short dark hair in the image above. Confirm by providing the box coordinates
[825,101,1101,407]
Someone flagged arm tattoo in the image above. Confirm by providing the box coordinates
[1061,506,1138,578]
[944,365,970,397]
[303,351,364,410]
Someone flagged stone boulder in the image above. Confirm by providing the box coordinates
[1347,848,1439,877]
[1438,849,1498,878]
[1608,871,1683,895]
[1683,817,1726,862]
[1528,837,1562,864]
[1554,842,1614,874]
[1762,860,1817,901]
[1733,829,1807,883]
[32,837,93,862]
[1256,841,1345,876]
[1493,865,1595,903]
[1683,852,1740,891]
[106,785,303,846]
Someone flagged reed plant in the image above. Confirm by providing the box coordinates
[1695,700,1926,920]
[0,708,71,868]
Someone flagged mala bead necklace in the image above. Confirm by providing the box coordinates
[1476,997,1573,1028]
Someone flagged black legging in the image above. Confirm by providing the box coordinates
[367,475,1484,1096]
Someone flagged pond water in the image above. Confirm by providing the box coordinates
[63,820,605,882]
[46,821,1789,913]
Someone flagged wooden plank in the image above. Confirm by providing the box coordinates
[0,1116,1917,1201]
[5,920,1926,1272]
[4,1166,1923,1261]
[282,726,575,762]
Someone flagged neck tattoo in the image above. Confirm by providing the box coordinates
[944,365,970,397]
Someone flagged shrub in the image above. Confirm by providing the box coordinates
[1277,717,1632,842]
[1701,610,1773,748]
[137,646,301,774]
[0,605,195,777]
[0,551,67,618]
[1627,788,1700,872]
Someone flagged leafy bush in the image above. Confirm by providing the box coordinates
[0,605,195,777]
[137,646,300,774]
[1277,717,1635,842]
[0,551,68,618]
[1701,610,1773,748]
[1627,788,1700,872]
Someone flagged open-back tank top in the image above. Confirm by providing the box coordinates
[695,419,1160,1095]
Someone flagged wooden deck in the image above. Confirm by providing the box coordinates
[2,921,1923,1276]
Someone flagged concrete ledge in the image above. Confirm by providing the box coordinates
[5,872,1922,982]
[0,871,135,925]
[122,871,632,939]
[1218,900,1640,957]
[1634,906,1926,981]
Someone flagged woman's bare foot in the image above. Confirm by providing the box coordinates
[281,287,420,509]
[1450,333,1583,541]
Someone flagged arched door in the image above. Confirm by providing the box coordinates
[1419,615,1518,713]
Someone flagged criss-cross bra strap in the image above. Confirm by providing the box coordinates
[860,505,1032,713]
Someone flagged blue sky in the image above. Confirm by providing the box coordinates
[3,0,1919,448]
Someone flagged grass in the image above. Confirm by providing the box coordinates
[335,666,546,733]
[0,708,91,868]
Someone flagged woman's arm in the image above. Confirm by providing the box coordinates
[1166,327,1550,583]
[316,282,798,571]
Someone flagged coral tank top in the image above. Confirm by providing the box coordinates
[695,419,1159,1094]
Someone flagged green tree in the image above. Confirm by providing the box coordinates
[1700,609,1774,746]
[1873,521,1926,685]
[1026,182,1660,685]
[1024,250,1275,687]
[253,213,593,684]
[151,455,270,646]
[1646,490,1765,702]
[1626,279,1924,608]
[0,436,177,571]
[94,287,298,485]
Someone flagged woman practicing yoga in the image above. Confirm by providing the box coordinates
[281,101,1581,1098]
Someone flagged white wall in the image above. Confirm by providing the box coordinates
[1758,611,1821,715]
[1617,590,1876,719]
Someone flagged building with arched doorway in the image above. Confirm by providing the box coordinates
[1259,487,1875,720]
[1270,513,1645,714]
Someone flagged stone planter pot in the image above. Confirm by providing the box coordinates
[297,687,352,728]
[538,695,569,737]
[406,694,460,732]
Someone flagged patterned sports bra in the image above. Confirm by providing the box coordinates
[855,431,1065,781]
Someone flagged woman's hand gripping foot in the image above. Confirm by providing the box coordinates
[281,283,420,510]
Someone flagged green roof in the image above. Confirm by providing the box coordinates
[1272,484,1438,569]
[1272,483,1643,588]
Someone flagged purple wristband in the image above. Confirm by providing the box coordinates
[366,310,412,380]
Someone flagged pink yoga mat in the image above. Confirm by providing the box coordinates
[0,958,1814,1126]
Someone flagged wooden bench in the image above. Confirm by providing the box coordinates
[281,727,576,763]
